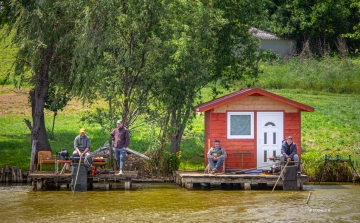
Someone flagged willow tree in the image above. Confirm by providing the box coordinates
[0,0,81,171]
[70,0,164,131]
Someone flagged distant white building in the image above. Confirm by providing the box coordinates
[250,28,296,59]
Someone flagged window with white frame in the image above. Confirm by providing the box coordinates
[227,112,254,139]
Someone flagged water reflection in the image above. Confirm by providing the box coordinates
[0,183,359,222]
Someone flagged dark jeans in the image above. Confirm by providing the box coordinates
[208,158,224,171]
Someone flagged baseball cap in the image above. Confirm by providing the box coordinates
[116,120,122,124]
[79,128,86,133]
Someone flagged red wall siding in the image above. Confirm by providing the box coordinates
[205,112,257,169]
[284,112,302,157]
[204,111,212,163]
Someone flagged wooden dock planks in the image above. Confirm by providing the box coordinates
[28,171,138,190]
[174,170,309,190]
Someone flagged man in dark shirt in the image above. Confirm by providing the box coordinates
[280,136,301,174]
[110,120,130,175]
[73,128,92,168]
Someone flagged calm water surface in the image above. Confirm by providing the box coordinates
[0,182,359,222]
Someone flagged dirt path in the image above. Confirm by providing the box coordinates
[0,86,95,116]
[0,86,31,116]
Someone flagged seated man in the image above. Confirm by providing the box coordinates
[207,140,227,174]
[73,128,92,169]
[280,136,301,174]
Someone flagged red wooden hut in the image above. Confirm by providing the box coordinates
[194,88,314,170]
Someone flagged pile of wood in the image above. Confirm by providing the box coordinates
[125,153,154,179]
[0,166,27,183]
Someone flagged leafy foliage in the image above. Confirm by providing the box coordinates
[264,0,360,54]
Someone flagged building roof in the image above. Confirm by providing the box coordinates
[194,88,314,112]
[250,28,290,41]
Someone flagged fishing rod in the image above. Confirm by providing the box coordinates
[72,156,82,195]
[271,161,289,194]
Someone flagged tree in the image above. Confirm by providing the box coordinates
[343,2,360,42]
[71,0,163,129]
[0,0,80,171]
[150,0,265,154]
[265,0,360,54]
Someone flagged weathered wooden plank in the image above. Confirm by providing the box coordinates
[0,168,3,182]
[5,166,9,183]
[19,169,23,183]
[226,145,255,150]
[12,166,17,183]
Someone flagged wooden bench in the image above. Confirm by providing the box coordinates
[37,151,56,171]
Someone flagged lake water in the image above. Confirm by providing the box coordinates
[0,182,359,222]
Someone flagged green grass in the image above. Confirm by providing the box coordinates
[269,89,360,181]
[257,57,360,94]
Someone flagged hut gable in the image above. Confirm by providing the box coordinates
[213,96,298,113]
[195,88,314,170]
[195,88,314,113]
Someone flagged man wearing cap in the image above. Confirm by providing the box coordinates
[280,136,301,174]
[73,128,91,158]
[110,120,130,175]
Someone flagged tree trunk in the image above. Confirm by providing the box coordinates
[28,88,52,152]
[27,47,54,171]
[169,106,191,153]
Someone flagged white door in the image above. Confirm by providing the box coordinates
[257,112,283,169]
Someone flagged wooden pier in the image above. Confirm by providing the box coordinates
[174,170,309,190]
[28,171,138,190]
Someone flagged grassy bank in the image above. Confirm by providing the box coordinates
[257,57,360,94]
[270,89,360,181]
[0,85,359,181]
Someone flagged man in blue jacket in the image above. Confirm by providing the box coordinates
[280,136,301,174]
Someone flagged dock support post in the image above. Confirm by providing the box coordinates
[36,178,43,190]
[244,183,251,190]
[297,181,303,190]
[185,181,193,190]
[125,178,132,190]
